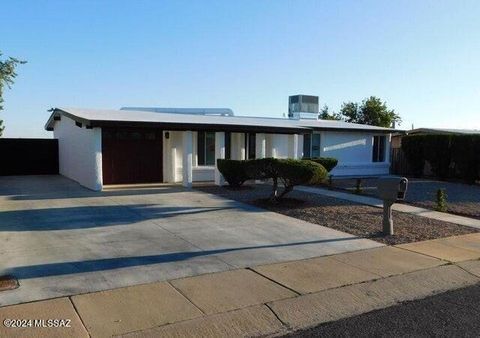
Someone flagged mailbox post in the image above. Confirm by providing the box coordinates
[377,176,408,235]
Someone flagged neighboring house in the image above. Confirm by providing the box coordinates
[391,128,480,149]
[44,101,395,191]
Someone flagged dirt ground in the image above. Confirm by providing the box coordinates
[326,178,480,220]
[196,184,479,245]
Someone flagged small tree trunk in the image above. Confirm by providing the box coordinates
[279,184,293,198]
[270,177,279,203]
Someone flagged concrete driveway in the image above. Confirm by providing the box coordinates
[0,176,382,306]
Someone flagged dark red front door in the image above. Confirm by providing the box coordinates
[102,128,163,184]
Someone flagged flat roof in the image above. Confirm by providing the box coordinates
[45,107,396,134]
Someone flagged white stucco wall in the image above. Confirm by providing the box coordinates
[320,131,390,176]
[270,134,290,158]
[53,116,102,190]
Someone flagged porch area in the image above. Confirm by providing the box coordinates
[162,131,304,187]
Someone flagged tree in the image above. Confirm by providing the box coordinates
[318,105,341,121]
[338,96,400,128]
[0,51,26,136]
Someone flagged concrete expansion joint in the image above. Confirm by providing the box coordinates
[394,244,454,262]
[454,263,480,280]
[167,281,207,315]
[68,296,91,338]
[246,267,302,296]
[264,303,291,329]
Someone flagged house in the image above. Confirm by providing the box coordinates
[44,100,395,191]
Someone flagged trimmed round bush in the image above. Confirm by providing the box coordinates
[308,157,338,172]
[216,159,249,187]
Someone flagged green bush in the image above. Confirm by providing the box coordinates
[435,188,448,212]
[401,136,425,177]
[216,159,249,187]
[276,159,327,198]
[402,134,480,183]
[308,157,338,172]
[219,157,328,202]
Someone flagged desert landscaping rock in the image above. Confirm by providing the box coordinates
[326,178,480,220]
[197,184,479,245]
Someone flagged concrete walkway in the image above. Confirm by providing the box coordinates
[1,233,479,338]
[297,186,480,229]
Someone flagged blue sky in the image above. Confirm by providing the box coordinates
[1,0,479,137]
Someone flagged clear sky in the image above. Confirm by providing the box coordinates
[1,0,479,138]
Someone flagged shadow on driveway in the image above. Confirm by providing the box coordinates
[4,237,361,279]
[0,204,243,231]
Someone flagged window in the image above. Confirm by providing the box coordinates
[303,133,321,158]
[372,135,386,162]
[303,133,311,158]
[225,132,231,160]
[312,134,321,158]
[197,131,216,166]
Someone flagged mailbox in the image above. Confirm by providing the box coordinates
[376,176,408,236]
[377,176,408,202]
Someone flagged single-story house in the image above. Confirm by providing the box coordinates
[44,107,395,191]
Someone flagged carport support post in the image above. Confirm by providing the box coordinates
[287,134,300,159]
[182,131,193,188]
[255,133,266,159]
[215,132,225,186]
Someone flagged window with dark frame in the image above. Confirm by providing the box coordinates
[197,131,216,166]
[312,134,321,158]
[372,135,386,162]
[303,133,311,158]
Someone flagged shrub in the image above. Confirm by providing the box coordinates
[220,157,327,202]
[435,188,448,212]
[401,136,425,177]
[402,134,480,183]
[276,159,327,199]
[308,157,338,172]
[216,159,249,187]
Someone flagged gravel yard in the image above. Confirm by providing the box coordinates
[196,184,479,245]
[328,178,480,220]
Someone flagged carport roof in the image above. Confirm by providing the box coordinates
[45,107,395,134]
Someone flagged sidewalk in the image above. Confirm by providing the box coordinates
[297,186,480,229]
[1,233,480,337]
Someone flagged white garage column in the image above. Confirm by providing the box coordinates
[93,128,103,190]
[215,132,225,186]
[255,133,266,159]
[182,131,193,188]
[297,134,304,159]
[232,132,246,160]
[288,134,300,159]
